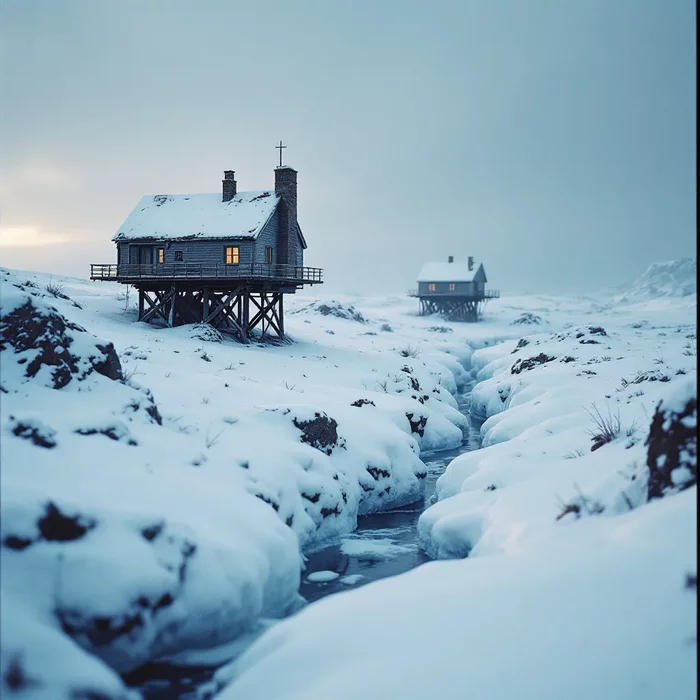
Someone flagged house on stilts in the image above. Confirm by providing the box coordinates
[410,256,498,321]
[90,147,322,341]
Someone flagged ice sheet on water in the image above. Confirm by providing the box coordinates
[306,570,340,583]
[339,537,416,559]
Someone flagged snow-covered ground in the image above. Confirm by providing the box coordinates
[1,260,696,699]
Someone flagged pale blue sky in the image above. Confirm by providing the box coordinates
[0,0,696,294]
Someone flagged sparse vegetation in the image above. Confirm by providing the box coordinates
[205,428,224,449]
[585,403,622,451]
[399,344,422,358]
[45,279,67,299]
[556,485,605,521]
[121,364,141,382]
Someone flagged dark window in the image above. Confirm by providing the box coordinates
[265,246,273,264]
[225,246,240,265]
[157,248,165,264]
[175,250,184,262]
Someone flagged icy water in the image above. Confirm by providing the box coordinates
[300,402,480,602]
[131,387,480,698]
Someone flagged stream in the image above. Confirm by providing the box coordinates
[131,385,480,698]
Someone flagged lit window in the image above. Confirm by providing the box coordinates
[157,248,165,264]
[175,250,184,262]
[265,246,273,264]
[428,283,436,292]
[449,283,456,291]
[225,246,240,265]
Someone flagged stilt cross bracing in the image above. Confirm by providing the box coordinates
[133,282,288,342]
[418,296,489,321]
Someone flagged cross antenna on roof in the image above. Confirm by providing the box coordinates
[276,140,287,167]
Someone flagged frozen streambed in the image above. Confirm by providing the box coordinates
[301,422,481,602]
[302,386,479,601]
[132,387,480,698]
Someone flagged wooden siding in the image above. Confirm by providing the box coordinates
[119,239,256,267]
[419,281,477,296]
[253,207,279,264]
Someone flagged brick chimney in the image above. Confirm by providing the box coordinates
[448,255,454,263]
[222,170,237,202]
[275,165,298,265]
[468,256,474,271]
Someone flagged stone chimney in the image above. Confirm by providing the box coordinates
[275,166,298,266]
[448,255,454,263]
[222,170,237,202]
[468,256,474,271]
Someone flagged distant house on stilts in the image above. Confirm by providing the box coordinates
[410,256,498,321]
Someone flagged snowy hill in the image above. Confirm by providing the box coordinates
[0,264,696,699]
[614,258,697,303]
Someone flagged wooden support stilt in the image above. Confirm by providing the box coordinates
[418,296,487,322]
[133,282,287,340]
[167,284,176,327]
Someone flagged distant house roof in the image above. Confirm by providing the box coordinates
[417,261,487,283]
[112,191,280,241]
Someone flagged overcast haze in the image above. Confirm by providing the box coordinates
[0,0,696,294]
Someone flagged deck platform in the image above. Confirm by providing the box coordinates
[90,263,323,286]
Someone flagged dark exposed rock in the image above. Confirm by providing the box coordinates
[511,338,530,353]
[406,413,428,437]
[367,465,391,480]
[2,535,34,551]
[351,398,375,408]
[2,653,41,692]
[511,353,556,374]
[75,426,137,446]
[646,394,697,500]
[293,412,345,455]
[0,298,122,388]
[10,417,57,448]
[254,492,280,511]
[59,609,145,648]
[140,522,164,542]
[38,503,96,542]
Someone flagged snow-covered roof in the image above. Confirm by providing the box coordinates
[112,191,280,241]
[417,261,483,283]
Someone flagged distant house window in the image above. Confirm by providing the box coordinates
[449,283,456,291]
[428,283,437,292]
[265,246,273,264]
[157,248,165,264]
[175,250,184,262]
[225,246,240,265]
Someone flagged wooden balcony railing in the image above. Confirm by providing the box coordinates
[408,288,500,299]
[90,263,323,284]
